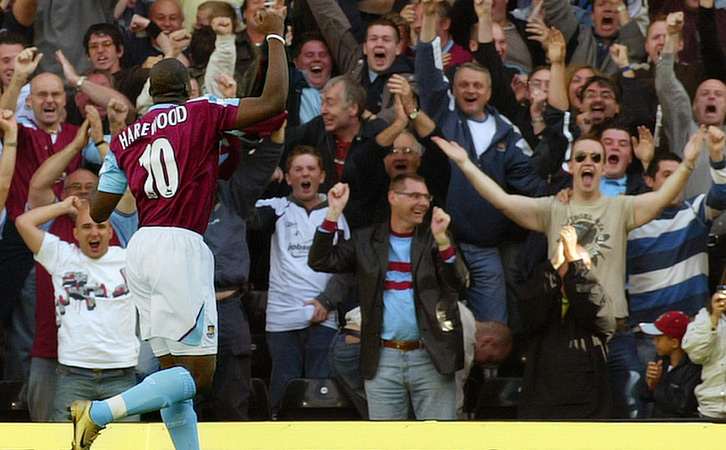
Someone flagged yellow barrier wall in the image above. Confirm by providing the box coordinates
[2,421,726,450]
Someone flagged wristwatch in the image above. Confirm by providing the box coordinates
[76,75,87,92]
[409,108,419,120]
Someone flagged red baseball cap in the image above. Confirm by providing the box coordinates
[639,311,690,341]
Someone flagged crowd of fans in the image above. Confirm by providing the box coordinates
[1,0,726,424]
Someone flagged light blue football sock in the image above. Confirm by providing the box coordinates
[161,399,200,450]
[90,366,197,426]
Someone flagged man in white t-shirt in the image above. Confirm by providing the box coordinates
[251,145,351,412]
[15,197,138,421]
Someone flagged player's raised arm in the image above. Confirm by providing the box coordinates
[234,3,289,129]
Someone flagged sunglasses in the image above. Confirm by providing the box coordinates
[574,152,602,163]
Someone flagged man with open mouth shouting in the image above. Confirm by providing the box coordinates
[80,6,288,450]
[304,0,417,124]
[656,10,726,232]
[434,127,704,418]
[543,0,646,76]
[251,145,351,414]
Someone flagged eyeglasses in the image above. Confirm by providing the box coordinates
[583,90,615,100]
[574,152,603,163]
[529,80,550,89]
[389,147,415,155]
[394,191,433,202]
[88,40,115,50]
[64,182,96,192]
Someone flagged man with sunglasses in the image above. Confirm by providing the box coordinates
[309,174,468,420]
[434,129,702,400]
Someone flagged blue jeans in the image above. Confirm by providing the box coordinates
[364,347,456,420]
[607,329,645,418]
[266,324,336,412]
[459,242,507,322]
[4,267,36,381]
[27,357,58,421]
[329,329,368,419]
[51,364,138,422]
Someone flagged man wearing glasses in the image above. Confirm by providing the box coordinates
[309,174,468,420]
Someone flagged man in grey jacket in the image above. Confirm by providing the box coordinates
[655,11,726,233]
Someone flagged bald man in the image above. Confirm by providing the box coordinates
[1,49,103,222]
[0,60,102,400]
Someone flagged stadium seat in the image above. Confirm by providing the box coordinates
[474,377,522,420]
[276,378,361,420]
[0,381,29,421]
[248,378,272,421]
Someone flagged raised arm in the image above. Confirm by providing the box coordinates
[16,196,81,254]
[376,95,408,147]
[419,0,441,44]
[56,50,136,121]
[633,127,704,227]
[28,120,90,209]
[547,27,568,112]
[306,0,362,75]
[703,126,726,220]
[682,293,725,364]
[544,0,579,42]
[432,136,543,231]
[107,98,129,138]
[655,12,692,157]
[387,74,436,138]
[234,7,289,129]
[308,183,358,274]
[472,0,520,116]
[106,100,136,215]
[0,47,41,112]
[228,124,286,220]
[415,12,453,125]
[0,110,18,212]
[203,16,236,98]
[356,0,395,14]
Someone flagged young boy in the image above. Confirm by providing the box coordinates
[639,311,701,418]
